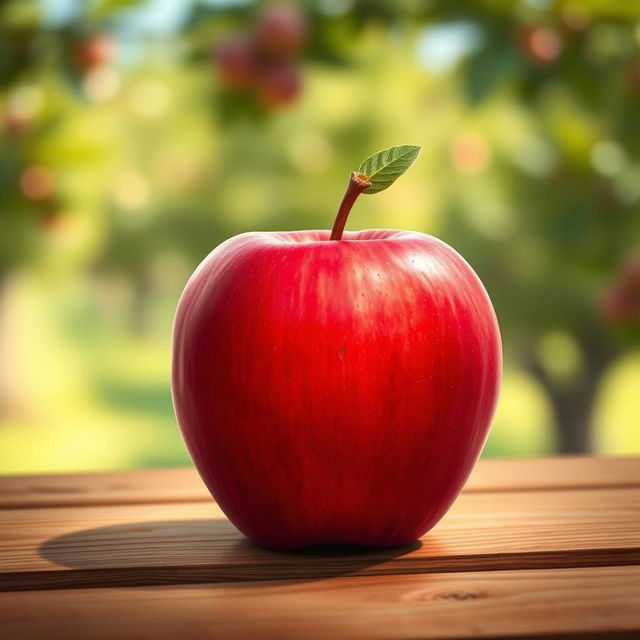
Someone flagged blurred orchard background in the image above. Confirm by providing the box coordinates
[1,0,640,474]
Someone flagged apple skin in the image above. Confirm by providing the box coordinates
[172,229,501,550]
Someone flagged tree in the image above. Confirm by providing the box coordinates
[2,0,639,450]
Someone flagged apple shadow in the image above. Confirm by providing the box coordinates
[34,519,423,592]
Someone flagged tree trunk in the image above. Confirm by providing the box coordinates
[525,336,615,454]
[130,270,153,336]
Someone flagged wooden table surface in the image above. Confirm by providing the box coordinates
[1,456,639,639]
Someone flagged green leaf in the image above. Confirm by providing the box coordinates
[357,145,421,194]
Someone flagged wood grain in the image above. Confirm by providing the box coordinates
[1,456,639,509]
[0,468,206,510]
[2,485,639,591]
[1,566,638,639]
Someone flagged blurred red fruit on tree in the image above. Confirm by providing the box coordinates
[254,3,306,58]
[517,26,562,65]
[40,209,66,234]
[73,34,115,71]
[626,61,640,94]
[622,254,640,288]
[3,111,29,138]
[215,36,258,90]
[19,165,55,201]
[600,254,640,326]
[255,62,302,108]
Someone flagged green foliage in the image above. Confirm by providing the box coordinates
[358,145,421,194]
[1,0,640,468]
[91,0,144,19]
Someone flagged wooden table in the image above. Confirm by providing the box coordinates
[1,456,639,639]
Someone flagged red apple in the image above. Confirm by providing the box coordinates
[255,61,301,107]
[172,148,501,550]
[215,36,258,90]
[599,254,640,326]
[627,61,640,95]
[73,34,115,71]
[254,3,306,59]
[517,25,562,66]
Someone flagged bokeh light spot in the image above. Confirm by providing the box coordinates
[20,165,55,200]
[130,79,171,118]
[288,133,332,175]
[7,84,44,120]
[591,140,626,177]
[83,68,121,103]
[112,170,151,212]
[449,132,492,174]
[537,331,583,383]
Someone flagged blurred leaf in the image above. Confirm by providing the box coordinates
[580,0,640,19]
[92,0,144,18]
[0,0,41,28]
[463,36,519,105]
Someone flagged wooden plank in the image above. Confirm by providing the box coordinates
[1,456,639,509]
[1,566,639,639]
[2,487,639,591]
[470,455,640,492]
[0,468,206,510]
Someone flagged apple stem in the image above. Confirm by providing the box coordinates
[330,171,372,241]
